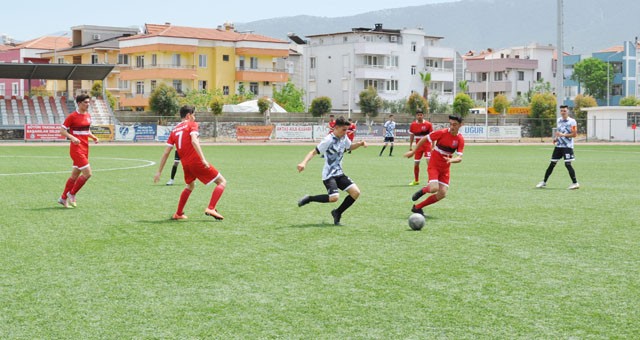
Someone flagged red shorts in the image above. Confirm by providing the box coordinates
[414,140,431,161]
[70,151,89,169]
[427,162,451,186]
[183,162,220,185]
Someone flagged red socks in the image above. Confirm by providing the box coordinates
[208,184,226,210]
[416,194,440,209]
[62,177,75,199]
[176,188,192,215]
[70,175,88,195]
[413,164,420,182]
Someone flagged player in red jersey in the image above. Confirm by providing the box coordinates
[346,118,356,142]
[154,105,227,220]
[407,109,433,185]
[328,114,336,134]
[405,115,465,215]
[58,94,99,208]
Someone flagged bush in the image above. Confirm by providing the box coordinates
[493,94,510,115]
[310,96,332,117]
[452,93,474,117]
[257,97,271,115]
[529,93,557,137]
[149,83,180,117]
[619,96,640,106]
[406,92,428,114]
[358,86,383,118]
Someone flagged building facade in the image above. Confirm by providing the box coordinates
[118,23,289,110]
[301,24,457,114]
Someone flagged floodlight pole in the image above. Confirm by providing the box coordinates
[556,0,564,118]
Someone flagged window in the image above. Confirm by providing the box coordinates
[136,81,144,95]
[238,56,245,70]
[12,82,18,96]
[91,54,99,64]
[411,42,417,52]
[411,65,416,75]
[249,82,259,95]
[223,54,229,62]
[425,59,439,68]
[387,56,399,68]
[310,57,316,69]
[151,54,157,66]
[136,55,144,68]
[172,80,182,93]
[328,79,332,84]
[627,112,640,127]
[343,36,348,43]
[0,84,4,96]
[364,79,379,89]
[199,54,207,68]
[250,57,258,69]
[481,72,488,81]
[118,79,129,90]
[612,84,622,96]
[386,80,399,91]
[150,80,157,92]
[223,86,229,95]
[494,72,503,81]
[57,57,64,64]
[172,54,181,67]
[536,72,542,81]
[518,71,525,81]
[198,80,207,91]
[611,62,623,74]
[364,55,379,67]
[117,54,129,65]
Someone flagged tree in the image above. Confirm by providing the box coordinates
[89,80,116,110]
[149,83,180,118]
[310,96,332,118]
[209,96,224,141]
[493,94,510,115]
[257,97,272,124]
[619,96,640,106]
[458,80,469,94]
[573,94,597,120]
[179,89,213,112]
[571,58,612,101]
[273,82,305,113]
[512,94,529,107]
[526,79,554,102]
[452,93,474,117]
[419,72,432,100]
[406,92,428,114]
[358,86,383,119]
[529,92,557,137]
[382,98,407,114]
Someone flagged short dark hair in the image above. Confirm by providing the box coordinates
[389,114,394,117]
[416,109,423,114]
[329,114,335,118]
[334,116,350,127]
[560,105,569,109]
[179,105,195,118]
[75,94,90,104]
[448,115,463,123]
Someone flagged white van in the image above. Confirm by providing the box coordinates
[469,108,486,115]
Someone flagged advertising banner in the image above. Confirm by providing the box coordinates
[354,124,383,139]
[24,124,66,141]
[115,125,135,141]
[90,125,114,141]
[156,125,175,142]
[462,125,521,139]
[275,125,313,140]
[236,125,273,141]
[133,124,157,141]
[312,125,328,139]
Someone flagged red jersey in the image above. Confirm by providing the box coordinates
[62,111,92,155]
[166,120,202,166]
[328,120,336,133]
[347,123,356,141]
[409,120,433,141]
[427,128,465,167]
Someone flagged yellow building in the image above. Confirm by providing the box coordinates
[41,25,139,100]
[118,23,289,110]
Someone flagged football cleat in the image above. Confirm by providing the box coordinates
[297,195,310,207]
[331,209,342,226]
[412,189,425,201]
[411,205,424,216]
[166,179,174,186]
[57,197,70,208]
[67,193,76,208]
[205,208,224,220]
[535,181,546,188]
[568,183,580,190]
[172,213,188,220]
[408,180,420,186]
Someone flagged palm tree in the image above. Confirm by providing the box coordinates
[458,80,469,94]
[419,71,432,100]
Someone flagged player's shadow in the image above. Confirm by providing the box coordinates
[27,206,71,212]
[285,222,342,228]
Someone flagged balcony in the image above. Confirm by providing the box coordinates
[424,67,454,82]
[120,93,150,107]
[120,64,197,81]
[354,65,399,80]
[235,67,288,82]
[468,81,513,93]
[354,42,400,55]
[422,46,455,59]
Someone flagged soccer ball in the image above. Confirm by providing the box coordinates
[408,213,425,231]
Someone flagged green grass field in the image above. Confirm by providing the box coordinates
[1,143,639,338]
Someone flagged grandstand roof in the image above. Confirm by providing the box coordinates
[0,63,114,80]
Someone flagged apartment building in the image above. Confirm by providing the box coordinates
[563,41,637,106]
[118,23,289,110]
[300,23,457,113]
[464,43,557,104]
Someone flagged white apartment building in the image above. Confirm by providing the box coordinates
[464,43,557,104]
[301,24,457,113]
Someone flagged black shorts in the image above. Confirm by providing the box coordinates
[551,147,575,162]
[384,136,395,143]
[323,174,355,196]
[173,150,181,161]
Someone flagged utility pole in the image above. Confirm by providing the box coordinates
[556,0,564,118]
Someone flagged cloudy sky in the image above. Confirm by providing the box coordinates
[2,0,455,41]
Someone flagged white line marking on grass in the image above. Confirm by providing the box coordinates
[0,156,156,176]
[579,149,640,154]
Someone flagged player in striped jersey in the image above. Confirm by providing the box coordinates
[379,114,396,156]
[536,105,580,189]
[297,116,367,225]
[58,94,99,208]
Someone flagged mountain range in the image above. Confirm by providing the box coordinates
[237,0,639,54]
